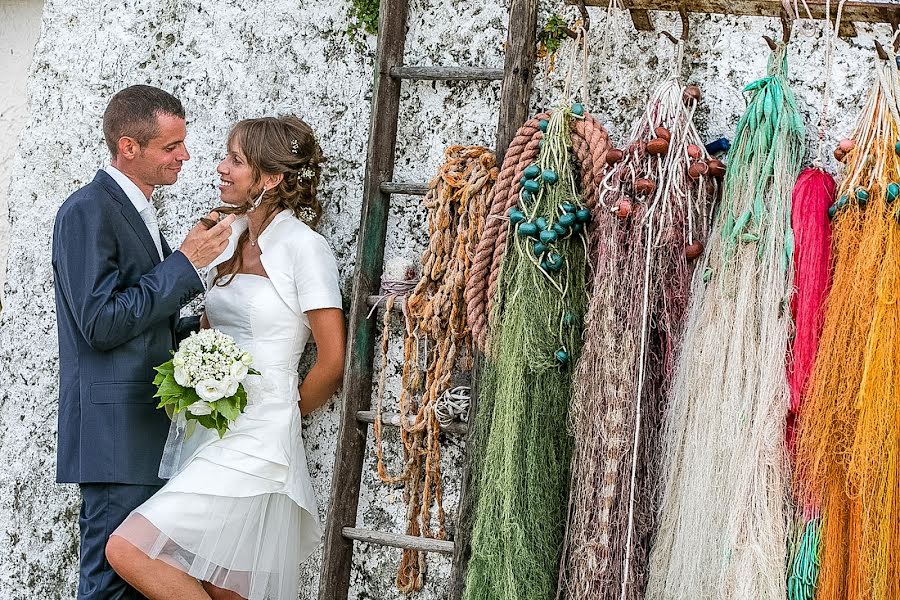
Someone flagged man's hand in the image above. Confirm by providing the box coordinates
[180,211,236,268]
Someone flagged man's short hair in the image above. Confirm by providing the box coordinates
[102,85,185,157]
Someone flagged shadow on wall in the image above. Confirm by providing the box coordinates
[0,0,45,310]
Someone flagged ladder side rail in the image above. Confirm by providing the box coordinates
[318,0,411,597]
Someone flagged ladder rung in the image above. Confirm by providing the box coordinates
[357,410,468,435]
[342,527,455,555]
[365,294,405,311]
[391,66,504,81]
[380,181,429,195]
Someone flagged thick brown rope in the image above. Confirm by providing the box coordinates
[465,111,611,351]
[370,146,497,593]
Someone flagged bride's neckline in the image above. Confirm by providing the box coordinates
[231,272,270,281]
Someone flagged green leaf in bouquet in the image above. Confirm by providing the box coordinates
[234,385,248,412]
[154,374,182,400]
[214,412,229,438]
[216,397,241,422]
[153,360,175,378]
[193,413,218,431]
[176,387,202,412]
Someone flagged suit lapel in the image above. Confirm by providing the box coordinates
[95,170,162,266]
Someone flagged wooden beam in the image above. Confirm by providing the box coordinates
[448,357,486,600]
[342,527,455,555]
[391,66,504,81]
[356,410,469,435]
[494,0,539,165]
[317,0,409,597]
[628,8,654,31]
[379,181,429,195]
[569,1,898,37]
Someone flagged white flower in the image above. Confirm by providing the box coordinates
[240,352,253,366]
[221,376,239,398]
[186,401,213,416]
[195,379,225,402]
[174,366,190,386]
[173,355,186,368]
[229,361,249,381]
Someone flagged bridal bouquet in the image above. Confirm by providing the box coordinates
[153,329,258,438]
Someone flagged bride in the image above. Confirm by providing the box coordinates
[105,115,347,600]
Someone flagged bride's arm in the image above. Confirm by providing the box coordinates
[299,308,346,416]
[200,312,210,329]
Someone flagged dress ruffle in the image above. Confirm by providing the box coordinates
[115,492,318,599]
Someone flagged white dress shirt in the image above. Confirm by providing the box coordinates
[104,165,205,288]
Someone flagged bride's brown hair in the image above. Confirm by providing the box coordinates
[213,115,325,286]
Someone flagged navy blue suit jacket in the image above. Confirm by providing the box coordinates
[53,170,205,485]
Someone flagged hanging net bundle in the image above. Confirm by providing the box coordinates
[646,43,805,600]
[371,145,497,593]
[462,105,610,600]
[557,44,718,600]
[794,44,900,600]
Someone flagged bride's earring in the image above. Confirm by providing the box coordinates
[248,187,267,213]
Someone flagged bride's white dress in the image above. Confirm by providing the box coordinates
[112,211,341,599]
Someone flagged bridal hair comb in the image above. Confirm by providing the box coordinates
[290,139,299,154]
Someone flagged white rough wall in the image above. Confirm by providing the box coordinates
[0,0,45,306]
[0,0,894,598]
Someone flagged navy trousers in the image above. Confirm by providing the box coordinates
[78,483,160,600]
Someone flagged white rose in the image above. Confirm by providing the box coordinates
[221,376,239,398]
[174,366,190,386]
[195,379,225,402]
[173,355,186,368]
[240,352,253,366]
[229,361,249,381]
[186,400,213,416]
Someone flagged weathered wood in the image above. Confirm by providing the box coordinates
[494,0,539,165]
[342,527,456,555]
[570,0,898,38]
[448,357,485,600]
[380,181,429,195]
[357,410,469,435]
[317,0,409,597]
[391,66,505,81]
[629,8,654,31]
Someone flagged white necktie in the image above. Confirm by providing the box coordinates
[140,205,165,261]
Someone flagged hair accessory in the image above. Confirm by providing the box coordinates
[298,166,316,180]
[298,206,317,223]
[290,139,299,154]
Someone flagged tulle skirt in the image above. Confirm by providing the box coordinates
[111,379,321,600]
[114,490,317,599]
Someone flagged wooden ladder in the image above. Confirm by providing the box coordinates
[318,0,538,598]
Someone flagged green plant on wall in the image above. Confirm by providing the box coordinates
[537,13,571,61]
[348,0,380,37]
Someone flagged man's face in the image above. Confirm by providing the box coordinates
[130,113,190,188]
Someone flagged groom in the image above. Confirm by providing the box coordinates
[53,85,235,599]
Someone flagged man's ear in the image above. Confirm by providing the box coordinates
[117,136,139,160]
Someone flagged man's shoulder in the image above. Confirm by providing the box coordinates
[57,174,119,221]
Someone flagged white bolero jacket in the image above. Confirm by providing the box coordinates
[205,209,343,316]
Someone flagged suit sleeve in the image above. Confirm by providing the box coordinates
[53,199,205,352]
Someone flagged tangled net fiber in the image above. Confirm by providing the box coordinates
[462,106,609,600]
[784,167,835,600]
[465,111,609,351]
[371,145,496,593]
[646,43,804,600]
[794,46,900,600]
[557,48,718,600]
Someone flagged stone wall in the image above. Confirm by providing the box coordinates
[0,0,45,307]
[0,0,894,598]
